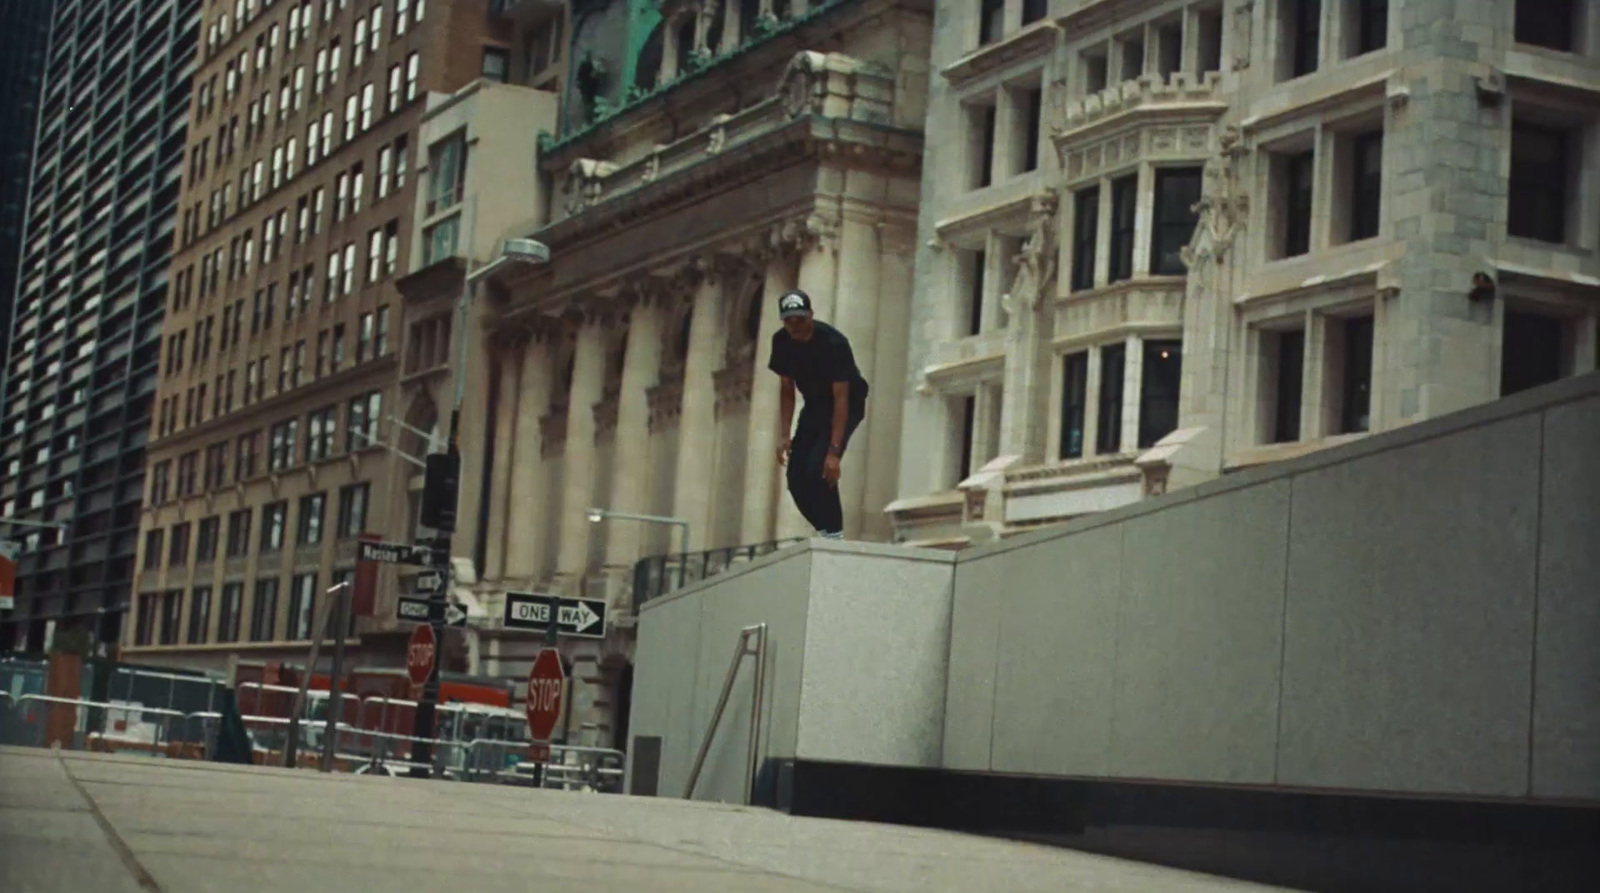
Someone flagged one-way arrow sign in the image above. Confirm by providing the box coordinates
[396,595,467,627]
[503,592,607,639]
[413,570,446,596]
[358,540,449,568]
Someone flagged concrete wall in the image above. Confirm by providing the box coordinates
[945,372,1600,802]
[629,542,955,804]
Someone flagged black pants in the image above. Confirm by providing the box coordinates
[787,405,864,535]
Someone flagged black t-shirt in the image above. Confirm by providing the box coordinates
[768,321,869,416]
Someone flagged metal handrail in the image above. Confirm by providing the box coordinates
[683,623,768,803]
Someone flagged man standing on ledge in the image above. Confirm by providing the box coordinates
[769,290,870,540]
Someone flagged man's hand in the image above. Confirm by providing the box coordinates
[822,453,842,487]
[777,439,792,466]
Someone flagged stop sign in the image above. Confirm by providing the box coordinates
[406,624,436,687]
[526,648,565,742]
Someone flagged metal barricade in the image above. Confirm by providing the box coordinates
[8,695,188,754]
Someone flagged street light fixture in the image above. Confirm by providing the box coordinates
[586,508,692,558]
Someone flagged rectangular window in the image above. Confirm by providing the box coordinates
[1349,131,1383,242]
[360,81,375,130]
[427,135,466,215]
[1288,0,1321,79]
[1021,87,1042,173]
[405,52,419,101]
[1351,0,1388,56]
[377,307,390,356]
[424,216,459,264]
[1280,149,1315,257]
[187,587,212,644]
[297,492,325,546]
[337,482,370,537]
[1096,344,1126,454]
[307,406,337,460]
[1515,0,1576,52]
[966,250,986,336]
[144,529,165,570]
[1271,329,1305,443]
[368,228,383,282]
[383,219,399,276]
[288,573,318,641]
[957,395,976,483]
[1339,315,1374,434]
[218,583,244,643]
[377,145,392,198]
[196,516,220,562]
[1071,186,1099,292]
[1108,175,1137,283]
[1500,309,1565,396]
[226,509,252,558]
[346,390,381,450]
[1059,351,1089,459]
[260,501,287,551]
[160,591,182,645]
[250,579,278,641]
[1138,340,1182,448]
[1509,121,1570,244]
[1150,168,1202,275]
[169,522,191,567]
[979,0,1005,45]
[482,48,509,82]
[978,104,996,188]
[1022,0,1048,26]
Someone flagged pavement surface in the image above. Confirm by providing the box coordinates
[0,745,1303,893]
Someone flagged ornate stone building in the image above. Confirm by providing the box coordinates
[399,0,931,747]
[890,0,1600,545]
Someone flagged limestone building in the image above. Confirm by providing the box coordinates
[124,0,521,670]
[396,0,932,746]
[890,0,1600,545]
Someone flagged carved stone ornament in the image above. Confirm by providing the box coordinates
[1179,124,1249,270]
[640,145,666,184]
[1002,192,1059,318]
[562,158,619,216]
[779,50,829,118]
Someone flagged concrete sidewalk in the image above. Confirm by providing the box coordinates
[0,745,1301,893]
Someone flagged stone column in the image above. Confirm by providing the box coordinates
[482,345,521,582]
[555,319,607,587]
[831,210,882,539]
[741,248,795,545]
[998,195,1059,465]
[606,290,664,567]
[671,265,725,550]
[862,221,915,542]
[504,332,552,583]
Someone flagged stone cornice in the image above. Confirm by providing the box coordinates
[940,21,1058,89]
[536,115,920,253]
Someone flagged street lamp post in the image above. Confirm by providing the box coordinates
[586,508,693,589]
[408,218,550,777]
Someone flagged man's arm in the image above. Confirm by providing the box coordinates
[777,375,797,465]
[829,381,850,452]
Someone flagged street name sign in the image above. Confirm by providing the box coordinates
[357,540,449,568]
[502,592,607,639]
[396,595,467,627]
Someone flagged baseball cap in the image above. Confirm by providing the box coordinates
[778,289,812,319]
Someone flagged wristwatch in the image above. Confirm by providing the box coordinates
[828,443,845,457]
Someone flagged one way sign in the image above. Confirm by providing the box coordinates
[503,592,607,639]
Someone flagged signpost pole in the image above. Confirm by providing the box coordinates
[318,582,351,773]
[409,540,448,778]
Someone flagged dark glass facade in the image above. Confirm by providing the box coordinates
[1,0,202,652]
[0,0,57,378]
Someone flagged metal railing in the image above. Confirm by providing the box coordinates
[632,539,804,612]
[683,623,768,803]
[1,693,626,792]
